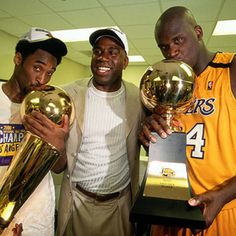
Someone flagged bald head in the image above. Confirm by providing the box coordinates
[153,6,206,71]
[155,6,197,42]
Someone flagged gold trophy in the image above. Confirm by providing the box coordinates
[0,85,74,233]
[140,59,195,131]
[130,60,206,230]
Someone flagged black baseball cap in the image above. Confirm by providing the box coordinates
[16,27,67,64]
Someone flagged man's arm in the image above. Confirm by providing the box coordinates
[230,55,236,97]
[189,176,236,227]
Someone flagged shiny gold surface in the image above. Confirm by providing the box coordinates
[21,85,75,126]
[0,86,74,232]
[140,60,196,130]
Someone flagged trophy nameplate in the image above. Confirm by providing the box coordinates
[143,132,190,200]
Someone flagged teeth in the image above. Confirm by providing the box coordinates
[98,67,110,72]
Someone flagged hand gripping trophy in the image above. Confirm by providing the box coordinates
[0,85,74,232]
[130,60,206,229]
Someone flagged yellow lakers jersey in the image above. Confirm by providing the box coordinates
[180,52,236,210]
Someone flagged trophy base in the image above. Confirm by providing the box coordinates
[130,133,206,233]
[130,178,206,228]
[130,175,206,234]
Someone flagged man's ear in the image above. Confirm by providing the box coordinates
[14,52,23,66]
[194,25,203,40]
[123,56,129,70]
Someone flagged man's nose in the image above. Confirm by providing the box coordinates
[36,73,50,85]
[97,51,110,61]
[168,44,179,58]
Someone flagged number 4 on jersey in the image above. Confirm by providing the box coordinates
[186,124,205,159]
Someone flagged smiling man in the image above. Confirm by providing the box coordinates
[53,28,144,236]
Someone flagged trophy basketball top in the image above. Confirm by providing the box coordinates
[140,59,196,116]
[20,85,75,126]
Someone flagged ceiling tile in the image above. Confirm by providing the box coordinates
[40,0,100,11]
[121,25,155,39]
[58,8,116,28]
[106,3,161,26]
[161,0,224,22]
[17,13,73,30]
[101,0,158,7]
[0,0,52,16]
[0,18,31,36]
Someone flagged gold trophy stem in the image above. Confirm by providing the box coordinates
[163,112,182,132]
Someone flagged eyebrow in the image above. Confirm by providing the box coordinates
[34,60,56,71]
[157,43,167,48]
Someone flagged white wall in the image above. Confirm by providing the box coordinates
[124,65,149,87]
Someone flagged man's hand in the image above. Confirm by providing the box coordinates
[12,223,23,236]
[189,176,236,230]
[138,113,172,147]
[22,111,70,155]
[188,189,223,228]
